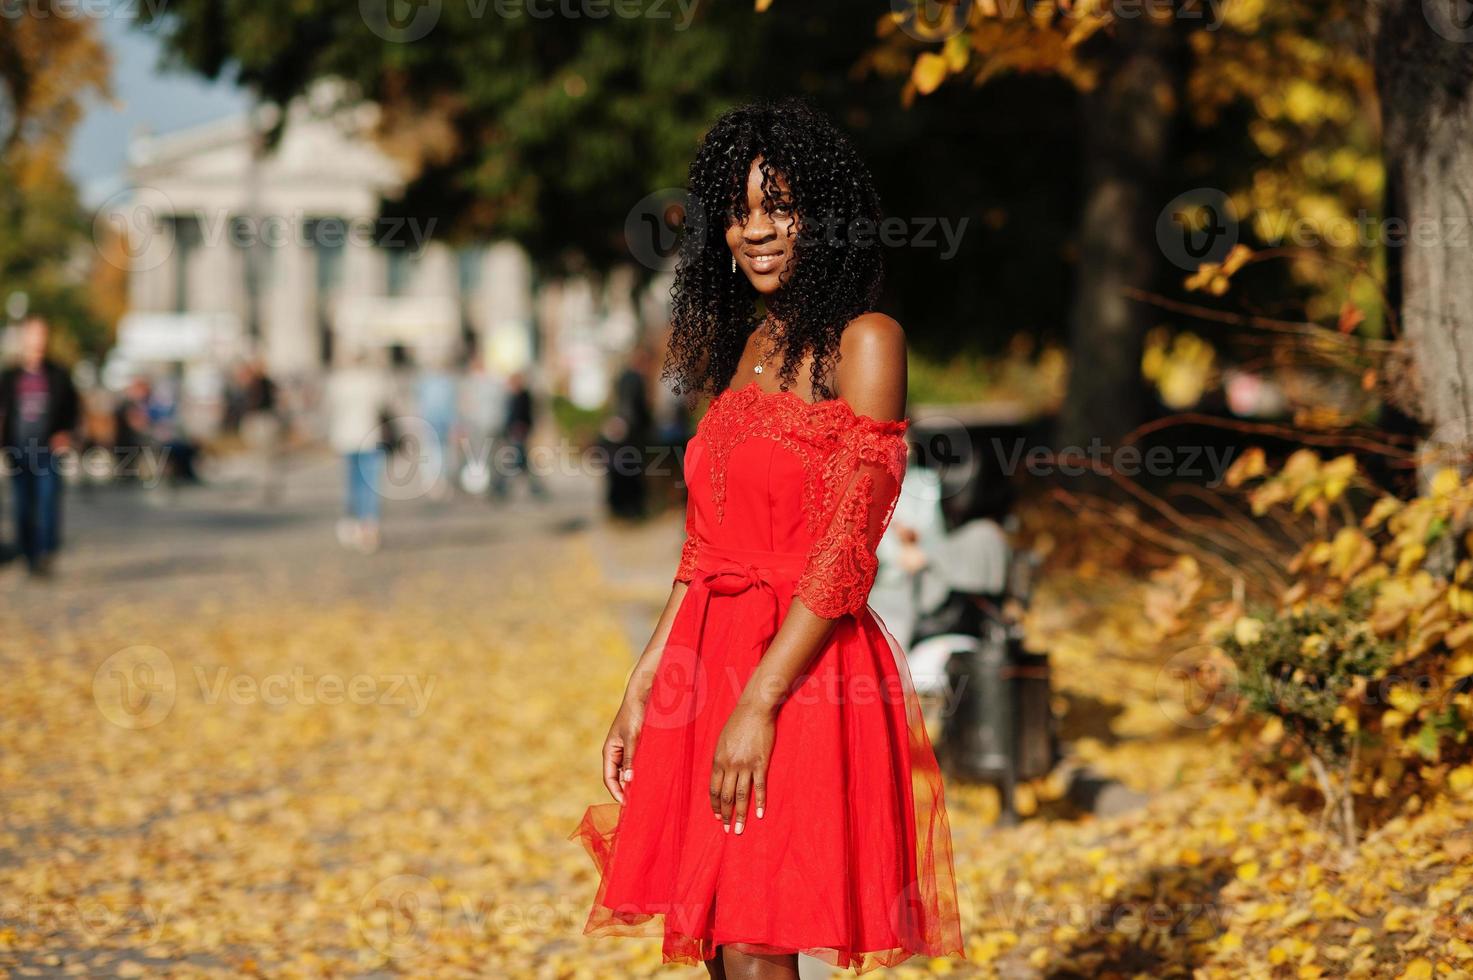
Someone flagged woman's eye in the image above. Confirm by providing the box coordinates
[771,203,794,216]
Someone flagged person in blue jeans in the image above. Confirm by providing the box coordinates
[0,316,79,577]
[326,350,391,554]
[346,449,383,528]
[415,358,459,501]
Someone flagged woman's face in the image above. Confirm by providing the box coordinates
[725,158,798,296]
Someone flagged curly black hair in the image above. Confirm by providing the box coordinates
[663,99,884,401]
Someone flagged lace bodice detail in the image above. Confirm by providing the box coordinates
[674,382,909,619]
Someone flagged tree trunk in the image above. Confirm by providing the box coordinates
[1375,0,1473,442]
[1057,17,1178,469]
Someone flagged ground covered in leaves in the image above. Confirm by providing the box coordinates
[2,530,1470,978]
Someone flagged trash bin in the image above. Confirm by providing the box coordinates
[939,550,1057,823]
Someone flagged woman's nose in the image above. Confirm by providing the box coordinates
[743,209,775,241]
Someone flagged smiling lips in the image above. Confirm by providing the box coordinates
[745,250,784,275]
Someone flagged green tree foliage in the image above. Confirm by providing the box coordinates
[139,1,756,269]
[0,6,111,353]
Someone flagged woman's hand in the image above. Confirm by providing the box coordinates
[709,702,776,834]
[601,690,647,804]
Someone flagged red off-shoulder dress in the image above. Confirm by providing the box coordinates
[572,382,963,972]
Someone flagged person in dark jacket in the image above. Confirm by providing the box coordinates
[602,348,654,520]
[0,316,79,576]
[490,372,548,502]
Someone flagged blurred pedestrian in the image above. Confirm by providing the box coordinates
[415,350,459,501]
[490,371,547,502]
[326,349,393,554]
[934,471,1014,602]
[112,377,154,483]
[602,347,654,520]
[870,461,950,650]
[222,363,248,434]
[651,368,692,510]
[0,316,79,577]
[238,358,284,504]
[147,376,201,485]
[903,469,1015,694]
[459,352,506,495]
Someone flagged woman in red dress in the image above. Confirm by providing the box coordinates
[573,100,963,977]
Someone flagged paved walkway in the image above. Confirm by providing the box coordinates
[1,450,600,613]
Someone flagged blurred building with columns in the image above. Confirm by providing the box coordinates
[110,83,674,434]
[116,86,536,387]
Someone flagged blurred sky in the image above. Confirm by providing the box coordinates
[68,15,249,206]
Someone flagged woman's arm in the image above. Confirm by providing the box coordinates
[602,443,707,803]
[625,580,691,706]
[601,579,690,803]
[710,313,907,833]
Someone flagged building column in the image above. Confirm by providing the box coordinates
[126,198,177,313]
[334,228,384,358]
[263,219,317,377]
[405,242,459,362]
[476,242,534,374]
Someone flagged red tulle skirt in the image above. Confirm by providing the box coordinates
[570,544,963,972]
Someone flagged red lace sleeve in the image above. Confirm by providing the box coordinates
[796,415,909,618]
[673,498,702,584]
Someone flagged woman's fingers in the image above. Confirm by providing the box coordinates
[619,732,635,787]
[602,739,625,804]
[709,765,725,821]
[732,771,751,834]
[753,770,766,820]
[719,769,737,831]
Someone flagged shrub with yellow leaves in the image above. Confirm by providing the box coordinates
[1142,328,1217,410]
[1220,449,1473,846]
[1220,589,1391,847]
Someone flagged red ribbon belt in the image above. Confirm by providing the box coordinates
[685,544,807,654]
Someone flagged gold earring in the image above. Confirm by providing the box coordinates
[731,255,737,274]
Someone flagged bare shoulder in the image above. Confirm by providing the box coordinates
[839,312,906,361]
[835,313,907,421]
